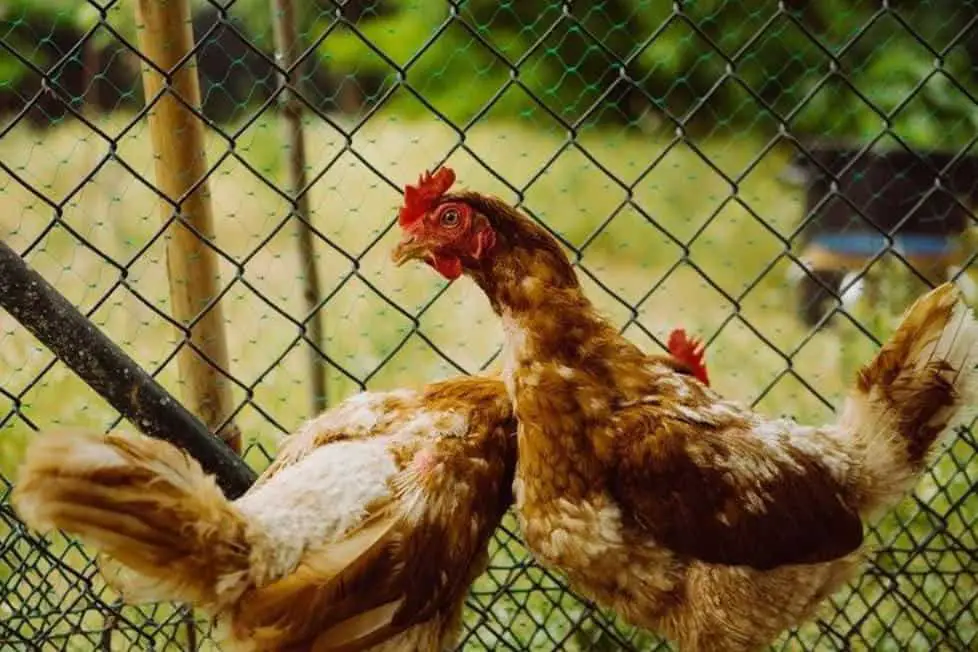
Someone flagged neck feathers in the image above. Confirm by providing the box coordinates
[453,193,580,314]
[455,197,637,367]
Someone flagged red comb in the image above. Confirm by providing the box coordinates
[398,167,456,228]
[667,328,710,386]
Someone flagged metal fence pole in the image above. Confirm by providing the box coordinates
[133,0,241,453]
[0,239,256,498]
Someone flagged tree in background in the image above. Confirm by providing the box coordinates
[316,0,978,149]
[2,0,976,149]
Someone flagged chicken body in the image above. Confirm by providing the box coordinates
[391,169,978,651]
[13,376,515,652]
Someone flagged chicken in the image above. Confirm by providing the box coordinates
[12,375,516,652]
[390,167,978,651]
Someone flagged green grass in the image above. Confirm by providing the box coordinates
[0,111,975,650]
[0,111,850,469]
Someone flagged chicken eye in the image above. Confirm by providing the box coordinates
[440,209,461,228]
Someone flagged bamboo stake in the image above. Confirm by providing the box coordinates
[270,0,327,413]
[133,0,241,452]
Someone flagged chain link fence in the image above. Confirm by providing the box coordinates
[1,0,977,649]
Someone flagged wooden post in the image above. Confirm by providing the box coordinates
[270,0,327,414]
[133,0,241,452]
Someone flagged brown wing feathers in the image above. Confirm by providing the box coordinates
[612,426,864,570]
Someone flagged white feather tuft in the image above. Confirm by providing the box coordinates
[837,285,978,514]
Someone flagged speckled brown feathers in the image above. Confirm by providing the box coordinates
[13,375,517,652]
[610,408,864,570]
[232,378,516,651]
[392,171,978,651]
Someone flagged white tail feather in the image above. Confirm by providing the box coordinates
[12,429,255,611]
[837,283,978,514]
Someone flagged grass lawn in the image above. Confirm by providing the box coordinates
[0,111,974,650]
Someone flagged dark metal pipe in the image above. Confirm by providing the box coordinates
[0,239,256,498]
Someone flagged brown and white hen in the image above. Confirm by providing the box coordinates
[13,375,515,652]
[391,167,978,651]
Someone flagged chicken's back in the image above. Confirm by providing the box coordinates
[235,436,400,584]
[234,386,458,582]
[222,377,516,652]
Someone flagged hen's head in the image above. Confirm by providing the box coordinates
[667,329,710,386]
[391,166,562,282]
[390,167,496,280]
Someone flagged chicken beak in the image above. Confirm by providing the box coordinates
[391,236,429,267]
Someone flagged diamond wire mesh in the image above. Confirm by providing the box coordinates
[1,0,977,650]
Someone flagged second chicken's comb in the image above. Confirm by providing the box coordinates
[398,167,456,228]
[667,328,710,386]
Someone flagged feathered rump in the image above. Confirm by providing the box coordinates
[12,429,254,611]
[838,282,978,511]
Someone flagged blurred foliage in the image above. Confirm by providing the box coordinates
[310,0,978,148]
[2,0,977,146]
[0,0,81,88]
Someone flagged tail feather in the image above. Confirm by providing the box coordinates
[12,429,254,611]
[838,283,978,512]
